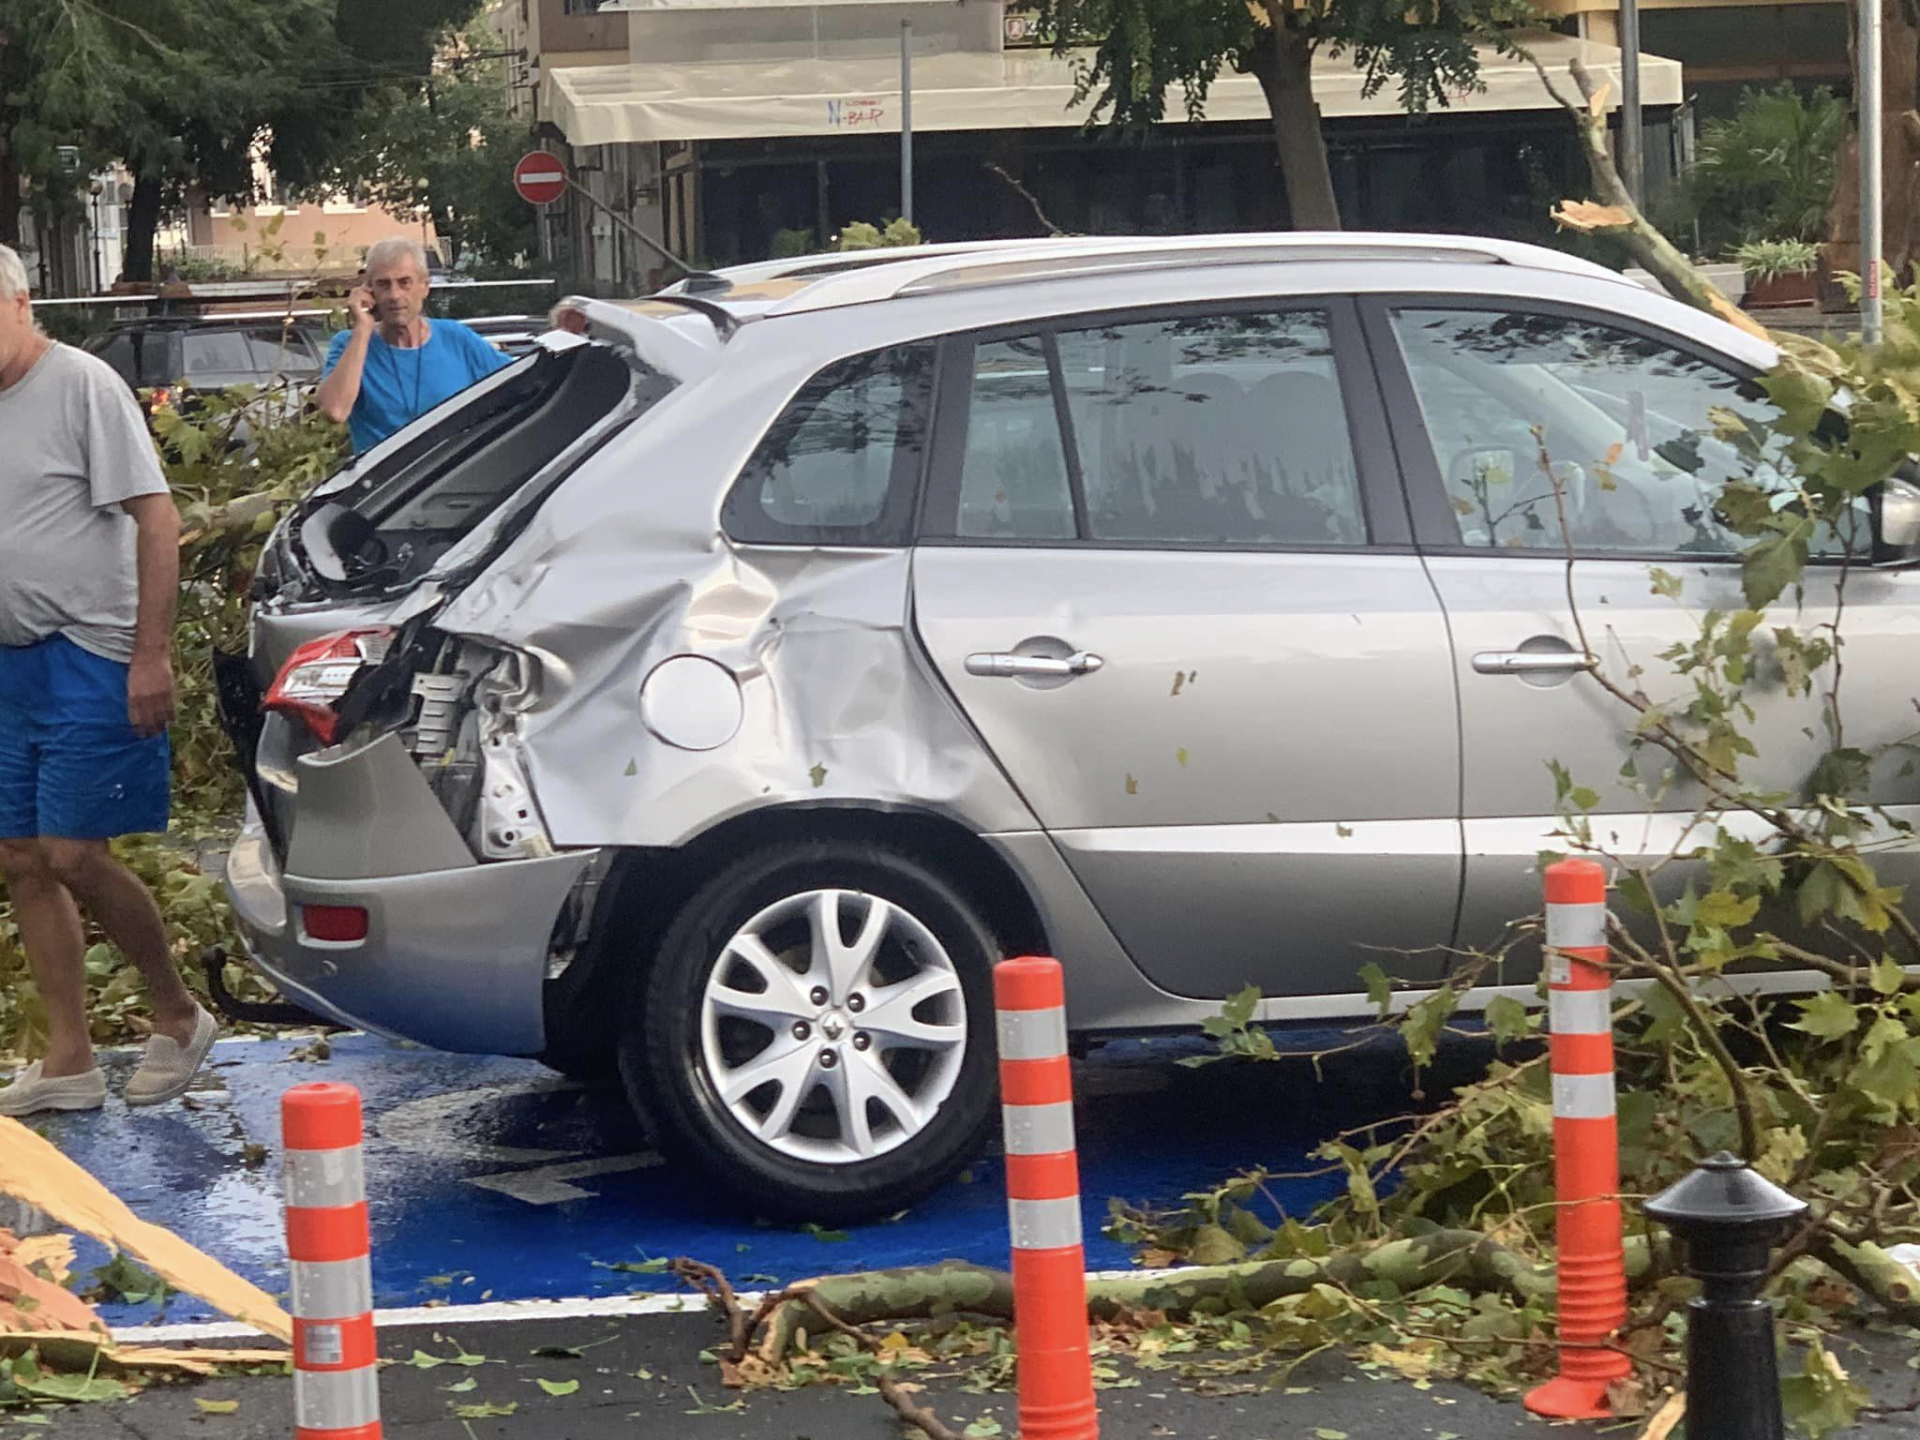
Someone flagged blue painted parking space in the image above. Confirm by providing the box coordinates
[37,1028,1484,1330]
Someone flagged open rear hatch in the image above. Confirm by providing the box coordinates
[285,341,648,597]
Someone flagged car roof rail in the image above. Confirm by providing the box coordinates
[761,232,1629,315]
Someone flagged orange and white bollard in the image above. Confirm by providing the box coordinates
[1524,859,1630,1420]
[995,956,1098,1440]
[283,1082,381,1440]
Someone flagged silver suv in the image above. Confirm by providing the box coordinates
[220,233,1920,1220]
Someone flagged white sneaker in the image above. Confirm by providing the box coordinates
[125,1006,219,1108]
[0,1062,107,1116]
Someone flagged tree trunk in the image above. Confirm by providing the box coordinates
[0,23,17,249]
[0,134,18,250]
[1248,25,1342,231]
[1824,0,1920,308]
[122,172,163,284]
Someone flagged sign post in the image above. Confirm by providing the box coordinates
[512,151,569,208]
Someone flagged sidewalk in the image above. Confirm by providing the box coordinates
[43,1309,1920,1439]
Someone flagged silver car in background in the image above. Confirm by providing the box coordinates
[219,233,1920,1220]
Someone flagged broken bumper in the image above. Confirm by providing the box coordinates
[222,733,597,1056]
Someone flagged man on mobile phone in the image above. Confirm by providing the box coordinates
[316,237,510,452]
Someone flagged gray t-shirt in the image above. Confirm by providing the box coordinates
[0,342,172,663]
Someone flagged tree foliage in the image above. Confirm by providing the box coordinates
[301,17,534,269]
[1027,0,1537,230]
[1,0,332,278]
[1653,84,1846,258]
[1113,288,1920,1431]
[0,0,492,280]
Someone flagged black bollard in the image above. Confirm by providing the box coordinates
[1645,1152,1808,1440]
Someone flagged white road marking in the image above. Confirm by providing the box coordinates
[463,1153,663,1204]
[113,1267,1174,1343]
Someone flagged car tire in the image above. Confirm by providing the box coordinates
[624,839,1000,1224]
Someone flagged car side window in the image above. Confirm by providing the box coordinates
[1058,310,1367,547]
[1389,307,1864,557]
[724,343,935,547]
[181,330,257,378]
[957,337,1076,541]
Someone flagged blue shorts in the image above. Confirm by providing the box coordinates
[0,635,171,841]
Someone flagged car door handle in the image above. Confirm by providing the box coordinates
[965,651,1106,679]
[1471,650,1598,676]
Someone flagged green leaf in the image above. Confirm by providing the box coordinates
[594,1256,670,1275]
[962,1420,1006,1439]
[536,1378,580,1397]
[802,1222,851,1243]
[1872,954,1908,997]
[21,1373,128,1403]
[1315,1431,1351,1440]
[195,1399,240,1416]
[1692,888,1761,931]
[1741,520,1812,609]
[407,1349,448,1369]
[1790,991,1860,1041]
[1781,1340,1869,1438]
[452,1401,518,1419]
[1358,962,1393,1015]
[444,1377,479,1394]
[1483,995,1539,1045]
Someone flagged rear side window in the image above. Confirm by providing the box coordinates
[181,329,258,378]
[724,344,935,546]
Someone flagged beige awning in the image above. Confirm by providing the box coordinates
[545,33,1682,147]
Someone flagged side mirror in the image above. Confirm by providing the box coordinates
[1875,475,1920,565]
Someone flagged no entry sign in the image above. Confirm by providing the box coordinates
[513,152,568,207]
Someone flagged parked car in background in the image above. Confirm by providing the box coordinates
[217,233,1920,1223]
[83,316,327,420]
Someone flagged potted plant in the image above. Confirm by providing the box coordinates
[1736,238,1823,307]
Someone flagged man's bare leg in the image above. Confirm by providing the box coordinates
[0,838,95,1077]
[39,838,197,1047]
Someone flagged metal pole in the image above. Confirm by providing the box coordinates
[901,20,915,227]
[1863,0,1885,343]
[562,177,694,279]
[1619,0,1645,206]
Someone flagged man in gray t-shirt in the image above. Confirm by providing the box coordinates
[0,243,219,1118]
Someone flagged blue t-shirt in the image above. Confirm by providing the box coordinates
[324,320,513,452]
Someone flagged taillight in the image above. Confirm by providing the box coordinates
[262,629,393,745]
[303,904,369,943]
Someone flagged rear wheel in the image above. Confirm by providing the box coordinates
[624,839,998,1223]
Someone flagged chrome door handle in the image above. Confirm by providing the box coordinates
[965,651,1106,679]
[1471,650,1598,676]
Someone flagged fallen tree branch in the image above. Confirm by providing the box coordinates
[878,1370,966,1440]
[1524,51,1765,341]
[671,1257,749,1360]
[754,1231,1560,1360]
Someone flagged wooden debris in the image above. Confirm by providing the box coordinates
[0,1116,291,1342]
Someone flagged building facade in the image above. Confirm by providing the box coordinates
[520,0,1847,285]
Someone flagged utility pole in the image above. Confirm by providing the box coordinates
[1618,0,1644,206]
[900,20,915,227]
[1863,0,1885,343]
